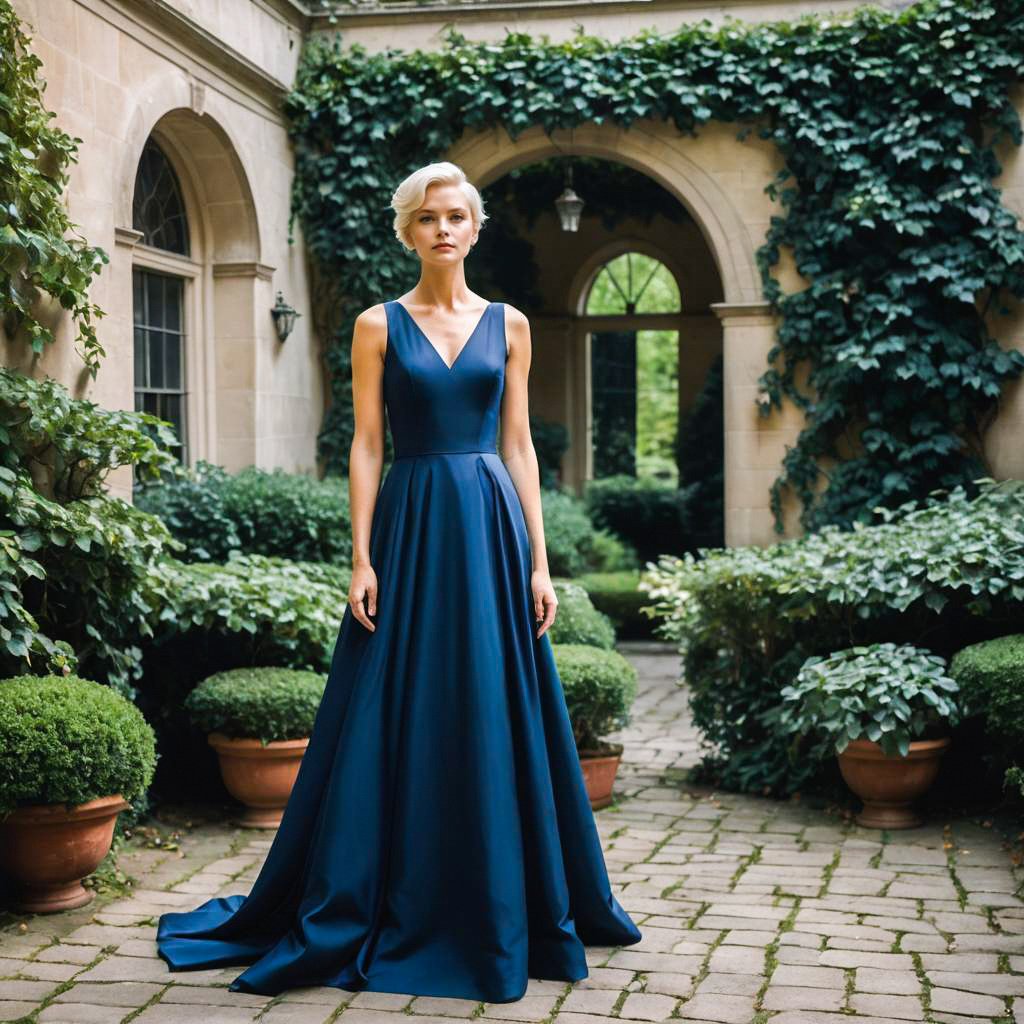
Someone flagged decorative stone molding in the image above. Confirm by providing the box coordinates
[710,301,774,324]
[114,226,145,248]
[212,262,277,281]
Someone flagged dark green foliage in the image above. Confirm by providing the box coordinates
[285,1,1024,529]
[0,674,157,816]
[777,643,960,759]
[547,580,617,650]
[134,462,240,562]
[582,474,699,563]
[540,486,634,577]
[950,633,1024,781]
[0,368,183,695]
[641,479,1024,795]
[527,416,570,490]
[137,553,348,799]
[0,1,109,374]
[675,354,724,548]
[577,570,657,640]
[551,643,638,750]
[185,667,327,745]
[136,461,353,566]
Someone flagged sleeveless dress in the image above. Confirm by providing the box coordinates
[155,299,642,1003]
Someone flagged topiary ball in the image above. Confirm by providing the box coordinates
[185,666,327,745]
[0,674,158,817]
[551,643,638,751]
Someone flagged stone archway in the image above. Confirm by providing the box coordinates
[450,119,803,545]
[116,81,272,473]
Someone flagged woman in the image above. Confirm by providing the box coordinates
[156,161,642,1004]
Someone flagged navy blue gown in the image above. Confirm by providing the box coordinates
[156,299,642,1002]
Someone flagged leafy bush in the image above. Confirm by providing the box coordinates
[950,633,1024,782]
[0,369,183,695]
[640,479,1024,795]
[134,461,240,562]
[777,643,960,759]
[0,1,109,373]
[136,461,353,566]
[578,571,656,640]
[551,643,637,751]
[548,580,616,649]
[529,415,570,490]
[541,486,634,577]
[0,674,157,817]
[185,667,326,745]
[583,474,700,564]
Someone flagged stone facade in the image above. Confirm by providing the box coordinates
[5,0,1023,545]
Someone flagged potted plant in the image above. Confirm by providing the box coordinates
[551,643,638,809]
[185,667,326,828]
[777,643,960,828]
[0,674,157,912]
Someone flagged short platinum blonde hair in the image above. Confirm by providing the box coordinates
[390,161,488,252]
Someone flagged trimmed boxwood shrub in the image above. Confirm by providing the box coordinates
[185,667,327,745]
[578,570,657,640]
[548,580,616,649]
[0,674,157,817]
[552,643,637,751]
[950,633,1024,786]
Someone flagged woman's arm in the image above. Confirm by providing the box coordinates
[498,303,558,638]
[347,303,389,632]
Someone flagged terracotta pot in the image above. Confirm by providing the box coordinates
[837,736,951,829]
[578,742,624,810]
[208,732,309,828]
[0,793,129,912]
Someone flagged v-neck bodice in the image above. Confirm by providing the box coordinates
[383,299,506,459]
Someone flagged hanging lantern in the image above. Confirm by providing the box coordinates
[554,161,584,232]
[271,291,301,343]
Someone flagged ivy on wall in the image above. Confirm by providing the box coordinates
[285,0,1024,529]
[0,1,108,376]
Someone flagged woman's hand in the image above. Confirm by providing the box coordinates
[532,569,558,638]
[348,562,378,632]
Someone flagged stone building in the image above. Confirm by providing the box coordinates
[5,0,1023,545]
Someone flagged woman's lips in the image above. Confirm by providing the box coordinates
[434,244,453,249]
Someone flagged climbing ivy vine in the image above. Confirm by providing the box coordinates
[0,0,109,376]
[284,0,1024,531]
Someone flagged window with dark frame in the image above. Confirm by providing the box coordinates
[131,138,190,471]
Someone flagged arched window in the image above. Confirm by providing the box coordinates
[585,253,680,481]
[132,139,189,465]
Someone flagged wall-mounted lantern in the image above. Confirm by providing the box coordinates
[554,161,584,232]
[271,291,301,342]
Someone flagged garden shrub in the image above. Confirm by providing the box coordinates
[0,674,157,816]
[578,571,656,640]
[776,643,960,759]
[551,643,638,751]
[529,415,570,490]
[950,633,1024,789]
[583,475,701,564]
[548,580,616,650]
[640,479,1024,796]
[541,486,635,576]
[136,461,353,565]
[0,368,182,696]
[137,552,349,799]
[185,667,327,745]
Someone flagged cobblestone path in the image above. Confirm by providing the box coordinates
[1,642,1022,1023]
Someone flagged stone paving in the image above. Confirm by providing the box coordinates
[1,641,1022,1024]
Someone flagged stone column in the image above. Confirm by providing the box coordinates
[711,301,802,547]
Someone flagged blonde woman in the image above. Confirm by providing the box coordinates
[157,161,641,1004]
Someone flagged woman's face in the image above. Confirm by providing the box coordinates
[406,183,478,262]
